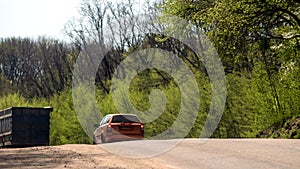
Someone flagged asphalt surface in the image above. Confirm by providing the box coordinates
[101,139,300,169]
[1,139,299,168]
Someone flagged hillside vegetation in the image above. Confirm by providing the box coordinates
[0,0,299,144]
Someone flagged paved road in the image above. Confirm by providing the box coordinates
[101,139,300,169]
[1,139,299,168]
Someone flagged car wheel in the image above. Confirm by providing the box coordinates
[101,134,106,144]
[92,135,98,144]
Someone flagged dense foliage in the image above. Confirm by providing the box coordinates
[0,0,299,144]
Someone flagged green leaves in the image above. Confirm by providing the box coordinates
[161,0,300,138]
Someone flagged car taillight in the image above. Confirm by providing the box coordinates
[141,124,144,137]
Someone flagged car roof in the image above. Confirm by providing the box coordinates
[106,113,138,117]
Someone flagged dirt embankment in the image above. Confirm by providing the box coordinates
[0,144,171,169]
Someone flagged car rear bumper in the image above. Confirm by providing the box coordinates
[106,134,144,142]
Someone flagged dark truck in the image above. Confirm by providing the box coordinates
[0,107,53,147]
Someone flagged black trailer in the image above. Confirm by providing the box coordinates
[0,107,53,147]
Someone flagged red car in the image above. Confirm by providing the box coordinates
[93,114,144,143]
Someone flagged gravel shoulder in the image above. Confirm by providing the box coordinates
[0,144,171,169]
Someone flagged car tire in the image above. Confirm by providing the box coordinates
[101,134,106,144]
[92,135,98,144]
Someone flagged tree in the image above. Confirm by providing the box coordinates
[65,0,160,93]
[0,37,75,98]
[0,73,15,96]
[161,0,300,136]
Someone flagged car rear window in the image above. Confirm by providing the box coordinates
[111,115,140,123]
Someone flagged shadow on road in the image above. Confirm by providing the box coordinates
[0,146,75,168]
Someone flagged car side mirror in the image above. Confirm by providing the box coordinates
[93,124,100,128]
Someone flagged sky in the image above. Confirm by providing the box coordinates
[0,0,82,40]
